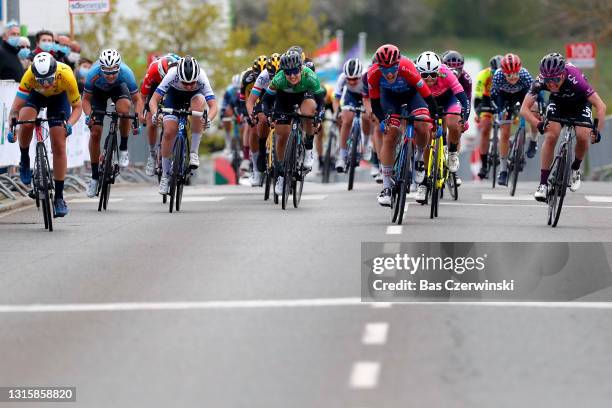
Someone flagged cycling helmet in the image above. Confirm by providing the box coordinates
[374,44,400,67]
[501,53,521,74]
[165,53,180,61]
[31,52,57,79]
[539,53,566,78]
[280,51,302,71]
[441,50,464,70]
[343,58,363,79]
[231,74,241,88]
[177,55,200,83]
[288,45,306,62]
[305,60,315,72]
[415,51,441,74]
[253,55,267,73]
[489,55,503,71]
[157,55,179,78]
[99,48,121,69]
[267,53,281,74]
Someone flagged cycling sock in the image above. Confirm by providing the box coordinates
[54,180,64,199]
[190,132,201,154]
[500,156,508,173]
[162,157,171,176]
[91,163,99,180]
[382,165,393,189]
[305,134,314,150]
[449,143,458,153]
[20,147,30,168]
[251,152,260,173]
[571,159,582,171]
[119,137,128,151]
[149,144,156,157]
[540,169,550,185]
[480,153,488,165]
[340,148,348,160]
[243,146,250,161]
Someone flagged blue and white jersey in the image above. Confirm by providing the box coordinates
[84,62,138,94]
[334,73,364,99]
[155,66,215,101]
[491,67,532,98]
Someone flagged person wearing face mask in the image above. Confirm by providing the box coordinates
[75,57,93,94]
[66,41,82,70]
[55,35,73,65]
[17,37,32,70]
[30,29,56,60]
[0,20,25,81]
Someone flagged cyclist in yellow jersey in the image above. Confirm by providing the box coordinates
[8,53,83,217]
[474,55,502,179]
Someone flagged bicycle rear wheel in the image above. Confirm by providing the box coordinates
[168,137,184,213]
[37,143,53,231]
[322,127,335,184]
[264,135,273,201]
[430,141,440,219]
[509,128,525,196]
[98,133,115,211]
[293,144,305,208]
[447,172,458,201]
[347,128,358,191]
[396,143,413,225]
[282,131,296,210]
[490,128,499,188]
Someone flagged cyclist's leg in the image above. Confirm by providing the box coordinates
[88,89,109,183]
[159,89,185,187]
[46,93,71,212]
[16,97,38,178]
[189,93,206,155]
[112,84,133,159]
[300,94,317,169]
[378,89,402,193]
[537,101,563,196]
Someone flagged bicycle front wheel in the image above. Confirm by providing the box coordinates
[169,137,184,213]
[509,128,525,197]
[282,132,297,210]
[347,128,359,191]
[36,143,53,231]
[430,141,440,219]
[396,143,413,225]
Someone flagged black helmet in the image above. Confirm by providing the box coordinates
[280,50,303,71]
[539,53,566,78]
[177,55,200,83]
[489,55,503,71]
[32,52,58,80]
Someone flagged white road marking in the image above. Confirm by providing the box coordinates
[585,195,612,203]
[181,196,226,202]
[371,302,393,309]
[301,194,328,200]
[349,362,380,389]
[362,323,389,345]
[69,198,124,203]
[386,226,402,235]
[482,194,533,201]
[1,299,612,313]
[440,202,612,209]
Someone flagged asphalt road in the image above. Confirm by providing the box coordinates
[1,175,612,407]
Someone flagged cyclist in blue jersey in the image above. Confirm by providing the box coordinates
[82,49,144,197]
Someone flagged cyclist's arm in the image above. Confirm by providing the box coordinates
[588,92,607,133]
[206,98,218,123]
[131,91,145,122]
[246,91,258,117]
[149,92,162,118]
[8,96,26,122]
[520,93,539,128]
[82,91,93,117]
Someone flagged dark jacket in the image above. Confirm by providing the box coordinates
[0,40,25,81]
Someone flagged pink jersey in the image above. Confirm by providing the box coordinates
[428,64,464,97]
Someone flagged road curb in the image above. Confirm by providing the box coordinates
[0,192,82,215]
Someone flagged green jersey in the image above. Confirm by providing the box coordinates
[266,67,325,95]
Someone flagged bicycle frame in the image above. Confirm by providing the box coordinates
[427,118,447,190]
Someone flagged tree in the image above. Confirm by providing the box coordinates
[255,0,321,56]
[73,0,120,60]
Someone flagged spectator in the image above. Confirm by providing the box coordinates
[65,40,81,69]
[17,36,31,70]
[75,57,93,94]
[55,35,73,66]
[0,20,25,81]
[29,29,55,59]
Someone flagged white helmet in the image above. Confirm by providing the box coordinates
[415,51,441,74]
[231,74,241,88]
[31,52,57,79]
[177,55,200,83]
[99,49,122,69]
[343,58,363,79]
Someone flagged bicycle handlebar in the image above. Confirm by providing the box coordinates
[160,108,207,119]
[547,116,599,130]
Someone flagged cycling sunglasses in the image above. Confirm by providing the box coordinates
[504,72,520,80]
[420,72,438,79]
[380,64,399,75]
[101,68,120,76]
[36,76,55,86]
[543,76,562,84]
[283,67,301,76]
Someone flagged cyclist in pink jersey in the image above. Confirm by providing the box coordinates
[415,51,470,174]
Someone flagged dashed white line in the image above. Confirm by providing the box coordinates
[349,362,381,389]
[301,194,328,200]
[181,196,226,202]
[585,195,612,203]
[386,225,402,235]
[482,194,533,201]
[69,198,124,204]
[362,323,389,345]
